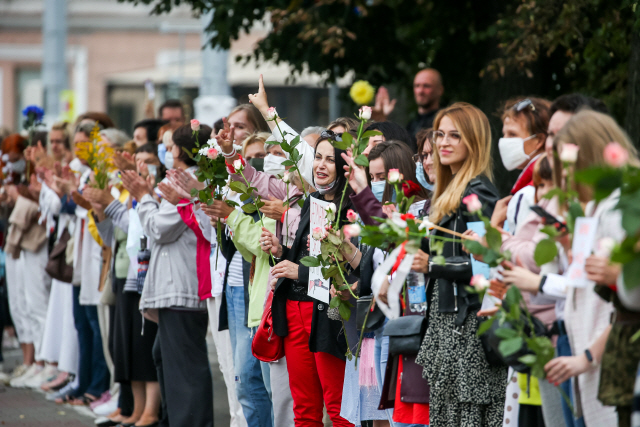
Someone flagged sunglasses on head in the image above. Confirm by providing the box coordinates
[320,130,343,142]
[513,98,536,113]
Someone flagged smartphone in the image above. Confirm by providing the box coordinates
[530,205,567,233]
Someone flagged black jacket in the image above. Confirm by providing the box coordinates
[272,192,352,361]
[421,175,499,327]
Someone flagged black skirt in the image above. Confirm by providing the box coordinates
[113,278,158,382]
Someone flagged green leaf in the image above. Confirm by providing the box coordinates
[341,132,353,148]
[330,296,341,308]
[190,188,198,197]
[256,201,265,209]
[540,225,559,238]
[463,240,487,256]
[477,316,496,336]
[229,181,248,194]
[331,138,350,151]
[495,327,518,339]
[362,130,382,139]
[518,354,537,365]
[289,135,301,148]
[181,146,194,159]
[432,255,446,265]
[485,226,502,252]
[240,193,251,202]
[499,337,524,357]
[534,238,558,267]
[281,160,295,167]
[280,140,291,151]
[300,256,321,267]
[297,199,305,208]
[328,233,342,246]
[241,204,257,213]
[338,302,351,321]
[354,154,369,167]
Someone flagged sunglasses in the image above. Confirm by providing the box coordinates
[320,130,343,142]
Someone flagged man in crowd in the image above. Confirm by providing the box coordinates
[406,68,444,137]
[158,100,185,130]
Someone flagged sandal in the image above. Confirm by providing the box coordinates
[69,393,98,406]
[54,394,75,405]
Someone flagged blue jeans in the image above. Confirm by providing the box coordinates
[72,286,109,398]
[226,285,273,427]
[556,333,586,427]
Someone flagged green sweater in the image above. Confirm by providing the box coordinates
[227,209,276,327]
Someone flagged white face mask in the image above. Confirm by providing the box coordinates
[498,135,536,171]
[164,151,174,170]
[263,154,286,176]
[69,157,90,175]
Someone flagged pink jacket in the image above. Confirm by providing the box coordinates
[177,200,212,300]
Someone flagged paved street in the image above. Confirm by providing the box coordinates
[0,334,231,426]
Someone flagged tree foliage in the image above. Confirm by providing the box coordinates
[120,0,640,139]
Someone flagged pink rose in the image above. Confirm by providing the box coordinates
[346,209,358,223]
[470,274,490,290]
[343,224,361,239]
[603,142,628,168]
[560,143,579,163]
[190,119,200,132]
[312,227,323,240]
[207,147,218,160]
[462,194,482,213]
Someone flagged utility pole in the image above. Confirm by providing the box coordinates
[193,10,236,127]
[42,0,68,123]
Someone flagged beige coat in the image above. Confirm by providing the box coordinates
[6,195,46,258]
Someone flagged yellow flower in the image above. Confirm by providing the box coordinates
[349,80,375,105]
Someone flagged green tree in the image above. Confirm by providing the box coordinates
[121,0,640,146]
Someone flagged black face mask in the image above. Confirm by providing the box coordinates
[248,157,264,172]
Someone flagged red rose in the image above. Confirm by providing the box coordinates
[402,180,421,197]
[400,213,415,221]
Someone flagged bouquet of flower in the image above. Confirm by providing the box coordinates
[74,124,115,190]
[22,105,45,180]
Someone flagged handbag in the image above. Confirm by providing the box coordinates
[251,291,284,362]
[383,315,427,355]
[45,228,74,283]
[356,295,386,332]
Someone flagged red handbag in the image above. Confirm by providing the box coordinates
[251,290,285,362]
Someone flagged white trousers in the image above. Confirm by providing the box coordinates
[22,246,52,360]
[6,252,30,344]
[57,282,79,374]
[268,357,295,427]
[207,296,247,427]
[40,280,71,363]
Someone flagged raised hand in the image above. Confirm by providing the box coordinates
[157,181,182,205]
[260,227,281,257]
[114,151,136,171]
[372,86,397,121]
[121,170,153,201]
[341,152,369,194]
[248,74,270,116]
[215,117,236,156]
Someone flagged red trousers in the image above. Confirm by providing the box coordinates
[284,300,353,427]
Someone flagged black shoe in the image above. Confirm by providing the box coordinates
[95,420,119,427]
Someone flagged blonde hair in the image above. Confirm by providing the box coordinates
[241,132,271,156]
[228,104,268,134]
[429,102,494,224]
[553,110,639,203]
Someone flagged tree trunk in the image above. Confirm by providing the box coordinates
[625,29,640,148]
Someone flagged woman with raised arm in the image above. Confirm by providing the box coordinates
[257,132,361,427]
[413,102,506,426]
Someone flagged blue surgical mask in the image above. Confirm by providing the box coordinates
[371,180,386,202]
[415,162,434,191]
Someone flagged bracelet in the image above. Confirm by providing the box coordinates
[584,349,597,366]
[222,148,237,158]
[348,247,359,264]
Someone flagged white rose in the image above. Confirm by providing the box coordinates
[325,203,337,214]
[266,106,278,120]
[358,106,372,120]
[560,143,579,163]
[233,159,245,172]
[387,168,401,184]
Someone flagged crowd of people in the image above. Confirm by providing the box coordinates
[0,67,637,427]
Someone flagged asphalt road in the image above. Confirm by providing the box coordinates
[0,333,231,426]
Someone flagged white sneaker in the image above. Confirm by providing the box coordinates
[92,391,119,416]
[24,364,58,389]
[10,364,29,379]
[10,364,42,388]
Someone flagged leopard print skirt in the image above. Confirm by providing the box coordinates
[416,282,507,427]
